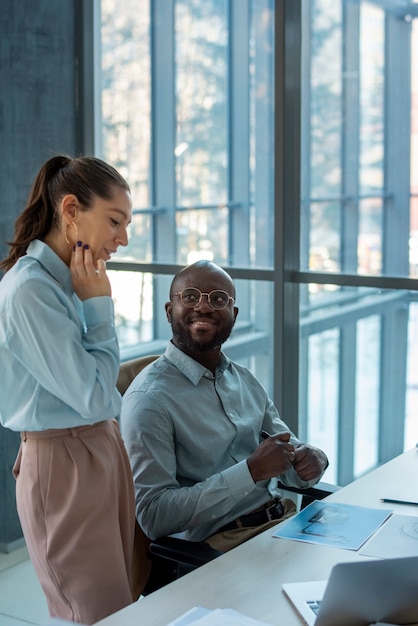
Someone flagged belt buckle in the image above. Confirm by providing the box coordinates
[266,500,282,522]
[266,501,277,522]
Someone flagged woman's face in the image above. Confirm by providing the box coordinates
[75,187,132,263]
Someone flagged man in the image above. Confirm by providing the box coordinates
[121,260,328,552]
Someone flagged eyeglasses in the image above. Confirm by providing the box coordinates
[172,288,235,310]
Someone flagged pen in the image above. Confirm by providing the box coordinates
[380,498,418,506]
[259,430,296,464]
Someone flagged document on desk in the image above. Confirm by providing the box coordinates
[359,513,418,558]
[167,607,274,625]
[272,501,392,550]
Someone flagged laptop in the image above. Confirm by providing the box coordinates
[282,556,418,626]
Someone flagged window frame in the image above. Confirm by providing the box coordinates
[84,0,418,487]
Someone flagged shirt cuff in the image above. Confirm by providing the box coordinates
[222,460,257,494]
[83,296,115,326]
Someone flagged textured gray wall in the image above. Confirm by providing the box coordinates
[0,0,79,549]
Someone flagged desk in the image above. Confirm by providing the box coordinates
[96,448,418,626]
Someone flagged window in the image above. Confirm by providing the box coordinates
[100,0,276,384]
[98,0,418,486]
[298,0,418,484]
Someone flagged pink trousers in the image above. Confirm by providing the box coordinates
[13,420,135,625]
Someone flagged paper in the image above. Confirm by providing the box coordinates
[167,607,273,625]
[272,500,392,550]
[168,608,211,626]
[46,617,83,626]
[359,513,418,558]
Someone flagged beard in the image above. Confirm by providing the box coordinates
[171,314,235,353]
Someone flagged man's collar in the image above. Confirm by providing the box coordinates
[165,341,231,385]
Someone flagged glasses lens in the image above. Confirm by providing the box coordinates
[208,290,230,310]
[181,288,201,307]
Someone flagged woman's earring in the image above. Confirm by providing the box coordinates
[64,222,78,245]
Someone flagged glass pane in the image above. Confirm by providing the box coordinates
[108,271,154,348]
[309,2,342,200]
[300,285,417,486]
[249,0,275,268]
[303,1,343,272]
[406,302,418,447]
[354,316,379,476]
[306,329,339,484]
[301,0,415,279]
[226,279,274,397]
[358,198,382,274]
[175,0,228,209]
[176,208,228,266]
[100,0,152,262]
[309,201,341,272]
[359,3,384,196]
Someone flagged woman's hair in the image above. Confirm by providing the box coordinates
[0,154,130,272]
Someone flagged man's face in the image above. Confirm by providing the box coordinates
[166,265,238,353]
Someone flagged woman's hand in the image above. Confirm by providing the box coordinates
[70,242,112,300]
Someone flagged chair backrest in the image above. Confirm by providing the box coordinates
[117,355,160,396]
[117,355,160,600]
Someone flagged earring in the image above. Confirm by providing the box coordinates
[64,222,78,245]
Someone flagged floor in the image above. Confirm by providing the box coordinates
[0,546,49,626]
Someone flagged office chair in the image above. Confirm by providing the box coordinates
[117,356,339,597]
[118,355,223,596]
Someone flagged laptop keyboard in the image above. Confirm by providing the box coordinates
[307,600,322,615]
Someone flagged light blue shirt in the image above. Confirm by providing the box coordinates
[121,342,321,542]
[0,239,121,431]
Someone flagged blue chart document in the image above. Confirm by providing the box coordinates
[273,501,392,550]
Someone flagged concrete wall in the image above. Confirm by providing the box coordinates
[0,0,79,551]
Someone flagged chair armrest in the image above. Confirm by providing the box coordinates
[149,536,223,568]
[276,480,340,499]
[276,480,340,509]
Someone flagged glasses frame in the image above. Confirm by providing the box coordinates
[172,288,235,310]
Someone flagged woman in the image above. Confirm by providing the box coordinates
[0,155,135,624]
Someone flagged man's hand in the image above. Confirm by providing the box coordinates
[247,432,296,482]
[292,444,328,481]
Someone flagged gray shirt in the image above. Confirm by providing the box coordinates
[121,342,318,542]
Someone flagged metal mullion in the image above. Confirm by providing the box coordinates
[341,1,360,273]
[75,0,101,156]
[275,0,302,428]
[253,0,275,269]
[151,0,176,264]
[298,1,312,439]
[382,0,412,463]
[379,306,408,462]
[300,0,311,278]
[337,324,356,485]
[151,0,177,339]
[294,270,418,291]
[229,0,250,268]
[384,12,411,276]
[251,0,275,388]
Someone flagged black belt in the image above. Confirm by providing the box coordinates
[216,498,284,533]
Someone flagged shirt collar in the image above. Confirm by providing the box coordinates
[165,341,232,385]
[26,239,74,296]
